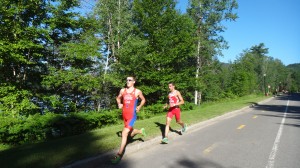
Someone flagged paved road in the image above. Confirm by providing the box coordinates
[66,93,300,168]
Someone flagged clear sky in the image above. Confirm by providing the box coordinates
[177,0,300,66]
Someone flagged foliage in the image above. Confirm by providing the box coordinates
[186,0,239,104]
[0,110,121,145]
[129,0,197,103]
[286,63,300,92]
[0,84,39,117]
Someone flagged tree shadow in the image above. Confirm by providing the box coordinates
[251,93,300,128]
[176,158,225,168]
[106,157,228,168]
[0,131,111,168]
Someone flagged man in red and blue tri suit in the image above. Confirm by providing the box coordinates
[111,76,146,164]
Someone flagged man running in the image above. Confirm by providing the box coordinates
[111,76,146,164]
[162,82,187,144]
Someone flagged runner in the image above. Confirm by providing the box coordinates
[111,76,146,164]
[162,82,187,144]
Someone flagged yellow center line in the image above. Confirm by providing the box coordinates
[253,115,258,119]
[203,144,217,154]
[237,125,246,129]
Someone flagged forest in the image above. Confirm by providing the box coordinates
[0,0,299,145]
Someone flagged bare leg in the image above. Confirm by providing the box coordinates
[117,127,130,155]
[176,120,184,128]
[164,117,172,138]
[130,129,142,137]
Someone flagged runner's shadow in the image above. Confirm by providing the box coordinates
[116,131,144,144]
[111,130,144,164]
[154,122,182,137]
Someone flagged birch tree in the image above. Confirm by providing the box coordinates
[187,0,238,104]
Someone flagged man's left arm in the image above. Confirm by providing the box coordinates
[176,91,184,106]
[136,90,146,112]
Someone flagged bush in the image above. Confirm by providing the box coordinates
[139,102,196,119]
[0,110,122,145]
[0,102,196,145]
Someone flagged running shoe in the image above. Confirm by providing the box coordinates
[161,137,169,144]
[141,128,147,137]
[111,154,122,164]
[181,123,187,133]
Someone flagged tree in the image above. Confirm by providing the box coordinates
[129,0,197,103]
[92,0,134,108]
[287,63,300,92]
[0,0,86,115]
[93,0,133,70]
[42,30,102,113]
[187,0,238,104]
[0,0,51,89]
[249,43,269,90]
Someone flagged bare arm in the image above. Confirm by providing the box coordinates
[163,97,169,109]
[116,89,124,109]
[175,90,184,106]
[136,89,146,112]
[163,103,169,109]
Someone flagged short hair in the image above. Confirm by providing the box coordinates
[127,76,136,81]
[168,82,175,86]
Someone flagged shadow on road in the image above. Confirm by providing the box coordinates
[154,122,182,138]
[251,93,300,128]
[105,156,228,168]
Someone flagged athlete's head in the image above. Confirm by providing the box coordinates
[168,82,175,91]
[126,76,136,87]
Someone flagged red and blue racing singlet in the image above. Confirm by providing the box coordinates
[122,88,138,129]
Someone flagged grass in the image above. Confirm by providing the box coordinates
[0,94,268,168]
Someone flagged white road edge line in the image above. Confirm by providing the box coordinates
[266,100,289,168]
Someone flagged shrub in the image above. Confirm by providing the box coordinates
[0,102,196,145]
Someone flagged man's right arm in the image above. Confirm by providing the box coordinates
[116,89,124,109]
[163,96,169,109]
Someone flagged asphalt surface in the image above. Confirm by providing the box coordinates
[64,93,300,168]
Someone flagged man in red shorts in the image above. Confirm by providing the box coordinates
[111,76,146,164]
[162,82,187,144]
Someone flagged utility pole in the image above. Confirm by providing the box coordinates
[263,73,266,96]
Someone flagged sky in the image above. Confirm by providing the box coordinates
[177,0,300,66]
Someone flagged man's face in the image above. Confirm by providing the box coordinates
[168,84,174,91]
[126,77,135,87]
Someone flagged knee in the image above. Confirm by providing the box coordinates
[122,129,130,137]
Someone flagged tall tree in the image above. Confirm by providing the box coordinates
[0,0,84,115]
[230,52,257,96]
[130,0,196,103]
[287,63,300,92]
[93,0,133,72]
[92,0,134,108]
[0,0,50,89]
[187,0,238,104]
[248,43,270,93]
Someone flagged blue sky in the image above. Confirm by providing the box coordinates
[177,0,300,65]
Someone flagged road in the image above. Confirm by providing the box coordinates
[67,93,300,168]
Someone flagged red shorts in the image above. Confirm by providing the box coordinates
[167,107,181,121]
[122,112,136,130]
